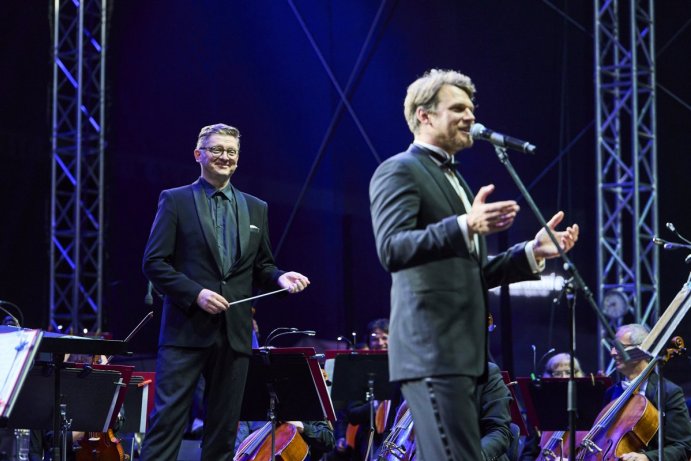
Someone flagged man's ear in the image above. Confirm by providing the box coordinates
[416,106,430,126]
[194,149,202,163]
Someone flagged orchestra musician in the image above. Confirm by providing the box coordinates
[140,123,310,460]
[603,324,691,461]
[369,68,580,460]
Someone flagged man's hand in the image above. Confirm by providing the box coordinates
[196,288,229,314]
[278,271,310,294]
[532,211,580,260]
[467,184,520,237]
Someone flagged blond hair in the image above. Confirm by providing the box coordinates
[196,123,240,149]
[403,69,476,134]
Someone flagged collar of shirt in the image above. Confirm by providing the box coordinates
[620,378,648,394]
[199,177,234,201]
[413,141,454,166]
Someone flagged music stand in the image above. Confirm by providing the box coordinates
[330,351,394,461]
[38,330,130,461]
[119,372,155,434]
[329,351,394,408]
[4,365,123,431]
[238,347,334,461]
[500,371,528,436]
[517,376,611,431]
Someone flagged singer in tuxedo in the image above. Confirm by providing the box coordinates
[369,69,579,461]
[140,123,310,461]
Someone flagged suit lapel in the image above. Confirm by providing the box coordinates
[192,180,224,275]
[234,187,249,267]
[409,146,465,215]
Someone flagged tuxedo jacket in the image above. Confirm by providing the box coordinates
[142,178,283,353]
[369,144,537,381]
[604,374,691,461]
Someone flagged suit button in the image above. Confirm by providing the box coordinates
[221,281,227,285]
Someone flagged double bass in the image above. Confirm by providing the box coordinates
[574,336,685,461]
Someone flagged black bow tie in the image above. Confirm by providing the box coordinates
[428,151,457,171]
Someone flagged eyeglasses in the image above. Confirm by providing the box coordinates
[199,146,239,158]
[551,370,580,378]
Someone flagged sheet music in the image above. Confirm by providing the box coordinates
[0,328,41,417]
[642,283,691,358]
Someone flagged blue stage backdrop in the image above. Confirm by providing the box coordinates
[1,1,689,386]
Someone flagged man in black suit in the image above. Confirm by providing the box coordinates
[605,323,691,461]
[140,123,310,461]
[369,69,579,460]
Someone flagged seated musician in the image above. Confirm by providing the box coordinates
[477,361,516,461]
[542,353,584,378]
[367,318,389,351]
[604,323,691,461]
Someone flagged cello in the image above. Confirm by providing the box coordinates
[233,421,309,461]
[574,336,685,461]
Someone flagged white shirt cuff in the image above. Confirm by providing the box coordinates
[525,240,545,273]
[456,214,475,253]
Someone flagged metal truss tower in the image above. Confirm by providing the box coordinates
[49,0,107,334]
[595,0,658,369]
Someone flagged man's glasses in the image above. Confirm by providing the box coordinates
[199,146,239,158]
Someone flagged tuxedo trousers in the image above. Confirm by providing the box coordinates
[401,375,482,461]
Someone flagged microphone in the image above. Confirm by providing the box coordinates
[470,123,536,154]
[0,300,23,327]
[667,222,691,245]
[652,237,691,250]
[664,242,691,250]
[144,281,154,306]
[265,328,315,347]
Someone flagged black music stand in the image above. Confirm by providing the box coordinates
[330,352,394,461]
[238,347,334,460]
[37,331,130,461]
[517,377,612,431]
[4,365,123,431]
[330,352,394,408]
[240,347,334,421]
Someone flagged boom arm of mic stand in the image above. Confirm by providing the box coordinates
[491,145,630,361]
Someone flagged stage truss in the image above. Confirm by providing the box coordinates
[595,0,659,369]
[49,0,107,334]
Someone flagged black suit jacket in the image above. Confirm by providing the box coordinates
[369,144,538,381]
[604,374,691,461]
[143,178,283,354]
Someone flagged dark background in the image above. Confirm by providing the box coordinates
[2,1,690,389]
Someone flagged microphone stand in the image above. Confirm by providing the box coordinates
[491,145,630,458]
